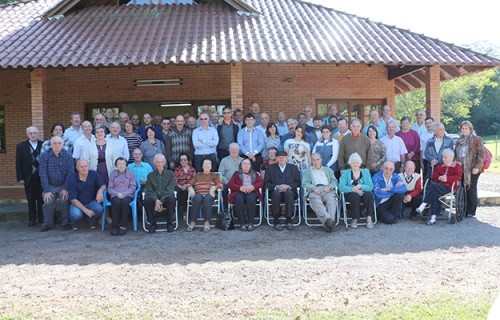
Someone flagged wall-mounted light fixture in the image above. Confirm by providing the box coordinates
[160,102,192,108]
[134,78,182,87]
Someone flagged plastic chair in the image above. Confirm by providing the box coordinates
[340,192,377,230]
[265,187,302,226]
[102,178,140,232]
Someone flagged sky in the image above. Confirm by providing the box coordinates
[305,0,500,52]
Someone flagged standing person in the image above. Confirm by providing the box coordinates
[276,111,289,136]
[130,114,141,132]
[263,122,281,160]
[160,117,173,158]
[118,112,129,131]
[233,108,245,129]
[399,161,423,220]
[424,122,454,178]
[81,126,114,186]
[420,117,435,179]
[312,125,339,173]
[380,121,407,173]
[396,116,421,173]
[192,111,219,172]
[333,118,350,142]
[250,102,261,125]
[308,116,325,149]
[372,161,407,224]
[144,154,176,233]
[264,150,301,231]
[302,153,339,233]
[255,112,270,134]
[297,112,314,133]
[16,126,44,226]
[411,109,427,136]
[68,159,106,230]
[380,105,400,131]
[210,111,221,128]
[174,153,196,222]
[107,157,136,236]
[280,118,298,147]
[94,113,110,135]
[284,125,311,172]
[104,108,116,129]
[72,121,95,161]
[63,112,83,145]
[454,121,486,218]
[362,109,387,138]
[41,123,73,154]
[168,115,194,170]
[216,106,239,162]
[106,121,129,162]
[187,116,197,130]
[123,120,142,164]
[137,113,162,141]
[323,104,339,125]
[337,119,371,172]
[140,127,166,169]
[38,136,74,232]
[303,105,314,127]
[237,113,265,172]
[228,158,264,231]
[328,116,339,135]
[366,126,387,175]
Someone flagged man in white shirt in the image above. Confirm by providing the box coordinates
[419,117,435,178]
[106,122,129,160]
[411,109,427,136]
[362,109,387,138]
[380,105,400,132]
[276,111,289,136]
[72,121,95,160]
[333,118,351,142]
[63,112,83,145]
[255,112,270,134]
[380,121,407,173]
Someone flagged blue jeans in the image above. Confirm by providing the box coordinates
[189,194,215,223]
[70,200,104,228]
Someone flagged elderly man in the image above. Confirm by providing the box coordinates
[68,159,106,230]
[167,115,194,170]
[250,102,261,125]
[216,106,239,162]
[63,112,83,145]
[302,153,338,232]
[219,143,243,209]
[144,154,176,233]
[411,109,427,136]
[119,112,129,129]
[104,108,116,128]
[237,113,265,172]
[372,161,407,224]
[380,105,400,131]
[424,122,455,177]
[127,148,153,189]
[106,121,129,160]
[338,119,371,171]
[73,121,95,160]
[38,136,74,232]
[192,111,219,172]
[380,121,407,173]
[255,112,270,134]
[276,111,289,136]
[94,113,110,135]
[210,111,220,128]
[399,160,423,220]
[362,109,387,138]
[16,126,44,226]
[264,150,301,231]
[280,118,298,146]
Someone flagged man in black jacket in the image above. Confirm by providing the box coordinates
[264,150,300,231]
[16,126,44,226]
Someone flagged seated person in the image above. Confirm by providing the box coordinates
[174,153,196,221]
[218,143,243,209]
[263,150,301,231]
[398,160,423,220]
[186,158,223,232]
[260,146,278,177]
[68,159,106,230]
[416,148,462,225]
[424,122,455,179]
[339,153,375,229]
[144,154,176,233]
[228,158,264,231]
[107,157,137,236]
[372,161,407,224]
[302,153,338,233]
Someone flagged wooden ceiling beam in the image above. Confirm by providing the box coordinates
[387,65,426,80]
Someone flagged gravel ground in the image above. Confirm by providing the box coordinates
[0,174,499,319]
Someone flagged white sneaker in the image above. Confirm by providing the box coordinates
[416,203,427,214]
[426,215,436,225]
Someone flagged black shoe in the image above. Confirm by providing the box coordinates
[465,215,475,218]
[325,218,334,233]
[28,221,36,227]
[147,223,156,234]
[286,222,293,231]
[274,224,283,231]
[167,224,174,233]
[247,225,255,232]
[111,227,118,236]
[118,228,127,236]
[63,224,72,230]
[40,224,50,232]
[409,214,421,221]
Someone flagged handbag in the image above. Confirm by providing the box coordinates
[215,209,234,231]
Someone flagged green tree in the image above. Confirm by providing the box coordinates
[0,0,18,4]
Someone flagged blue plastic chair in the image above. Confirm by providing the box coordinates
[102,178,141,232]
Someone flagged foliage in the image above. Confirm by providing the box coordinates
[0,0,18,4]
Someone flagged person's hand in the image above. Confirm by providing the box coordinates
[84,208,95,218]
[18,180,25,185]
[355,189,364,196]
[404,194,412,203]
[117,192,124,199]
[440,175,447,182]
[209,187,216,198]
[314,187,322,195]
[431,159,438,166]
[472,168,479,175]
[323,187,331,193]
[43,192,54,203]
[188,188,195,198]
[169,162,175,170]
[154,199,163,212]
[60,190,68,200]
[96,191,104,203]
[396,181,404,186]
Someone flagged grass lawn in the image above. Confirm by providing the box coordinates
[483,135,500,173]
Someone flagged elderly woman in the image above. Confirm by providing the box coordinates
[339,152,375,229]
[140,126,166,168]
[82,126,117,185]
[366,125,387,175]
[174,153,196,221]
[399,161,423,220]
[41,123,73,154]
[424,122,454,178]
[228,158,264,231]
[417,148,462,225]
[186,158,223,232]
[107,157,136,236]
[453,121,486,218]
[123,120,142,164]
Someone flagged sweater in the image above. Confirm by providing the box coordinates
[338,134,371,170]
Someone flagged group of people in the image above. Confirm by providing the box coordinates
[15,103,487,234]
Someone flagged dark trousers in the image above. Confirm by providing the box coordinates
[144,195,176,226]
[423,183,450,216]
[243,154,263,173]
[24,172,43,223]
[377,193,405,224]
[403,194,423,217]
[194,154,218,172]
[465,173,480,217]
[189,194,215,223]
[234,191,258,225]
[175,187,188,217]
[111,196,132,228]
[270,189,295,223]
[344,191,375,219]
[422,159,430,180]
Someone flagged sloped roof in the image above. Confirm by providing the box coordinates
[0,0,498,92]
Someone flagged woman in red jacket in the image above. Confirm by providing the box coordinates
[228,158,264,231]
[416,148,462,225]
[399,160,423,220]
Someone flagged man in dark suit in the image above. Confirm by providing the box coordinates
[264,150,300,231]
[16,126,44,226]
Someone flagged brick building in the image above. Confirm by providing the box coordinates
[0,0,498,185]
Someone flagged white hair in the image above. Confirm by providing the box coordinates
[348,152,362,165]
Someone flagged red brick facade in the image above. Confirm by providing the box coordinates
[0,63,397,185]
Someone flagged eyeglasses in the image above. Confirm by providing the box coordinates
[200,118,209,120]
[223,111,232,114]
[180,159,188,161]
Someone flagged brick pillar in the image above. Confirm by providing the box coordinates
[31,68,48,140]
[230,63,243,109]
[425,65,441,122]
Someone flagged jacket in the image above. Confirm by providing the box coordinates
[432,161,462,191]
[228,170,264,203]
[372,171,407,206]
[302,166,338,197]
[454,134,485,187]
[338,168,373,193]
[144,169,176,202]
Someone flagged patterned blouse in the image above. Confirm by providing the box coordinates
[366,140,387,173]
[175,165,196,188]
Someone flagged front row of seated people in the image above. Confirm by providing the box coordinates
[40,134,463,234]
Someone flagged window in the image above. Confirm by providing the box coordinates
[0,107,4,152]
[316,99,386,126]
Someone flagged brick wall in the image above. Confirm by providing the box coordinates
[0,63,394,185]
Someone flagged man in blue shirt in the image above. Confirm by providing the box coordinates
[39,136,75,232]
[68,159,106,230]
[237,113,265,172]
[192,111,219,172]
